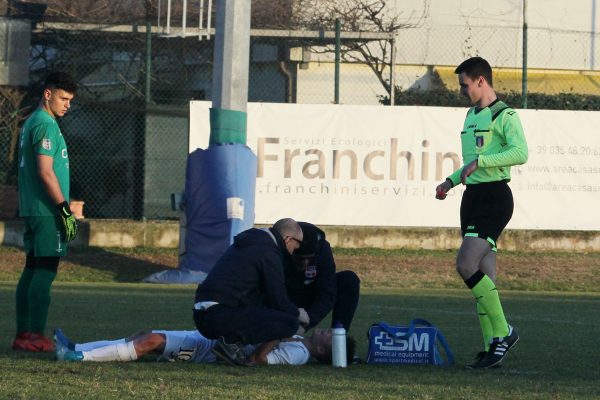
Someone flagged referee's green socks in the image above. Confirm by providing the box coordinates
[476,302,493,351]
[465,270,510,339]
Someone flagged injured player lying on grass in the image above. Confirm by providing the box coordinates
[54,327,356,366]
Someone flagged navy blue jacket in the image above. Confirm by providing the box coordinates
[284,240,337,329]
[195,228,299,317]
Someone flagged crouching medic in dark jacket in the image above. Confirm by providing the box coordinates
[285,222,360,335]
[193,218,304,366]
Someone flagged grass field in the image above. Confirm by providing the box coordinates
[0,245,598,399]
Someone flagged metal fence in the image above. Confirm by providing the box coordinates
[2,14,600,220]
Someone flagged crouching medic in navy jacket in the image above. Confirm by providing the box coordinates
[193,218,304,366]
[285,222,360,335]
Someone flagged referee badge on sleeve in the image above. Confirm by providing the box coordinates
[42,138,52,150]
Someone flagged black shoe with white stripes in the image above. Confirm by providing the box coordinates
[466,351,488,369]
[475,325,519,369]
[466,350,502,369]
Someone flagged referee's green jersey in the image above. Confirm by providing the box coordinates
[18,108,70,216]
[448,100,528,187]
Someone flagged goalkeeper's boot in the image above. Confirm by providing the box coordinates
[476,325,519,369]
[54,328,75,351]
[12,332,33,351]
[13,332,54,353]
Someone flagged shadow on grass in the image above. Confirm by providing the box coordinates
[64,246,178,282]
[1,245,177,283]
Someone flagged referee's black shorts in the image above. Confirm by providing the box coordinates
[460,180,513,251]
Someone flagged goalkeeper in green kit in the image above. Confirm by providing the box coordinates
[12,72,79,352]
[435,57,528,369]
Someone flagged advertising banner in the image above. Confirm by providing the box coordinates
[190,101,600,230]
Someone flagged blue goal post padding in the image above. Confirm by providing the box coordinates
[143,144,256,284]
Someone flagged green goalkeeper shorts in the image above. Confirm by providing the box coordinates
[23,216,68,257]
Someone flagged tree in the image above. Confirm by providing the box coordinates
[11,0,293,27]
[0,86,28,185]
[289,0,430,98]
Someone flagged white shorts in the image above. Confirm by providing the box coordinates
[151,330,217,363]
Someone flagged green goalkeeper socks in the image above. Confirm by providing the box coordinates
[466,271,509,339]
[28,269,57,334]
[15,268,35,333]
[476,302,493,351]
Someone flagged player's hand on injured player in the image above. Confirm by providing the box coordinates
[294,325,306,336]
[57,201,78,241]
[435,180,452,200]
[298,308,310,326]
[460,158,479,184]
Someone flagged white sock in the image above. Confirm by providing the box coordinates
[76,339,126,352]
[82,341,138,362]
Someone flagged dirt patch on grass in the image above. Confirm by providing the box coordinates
[332,249,599,291]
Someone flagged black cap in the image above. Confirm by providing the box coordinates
[296,222,325,256]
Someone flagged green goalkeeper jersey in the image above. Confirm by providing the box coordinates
[447,100,528,187]
[18,108,70,216]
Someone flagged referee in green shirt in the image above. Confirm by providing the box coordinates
[435,57,528,369]
[12,72,79,352]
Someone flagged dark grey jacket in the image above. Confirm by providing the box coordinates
[195,228,299,317]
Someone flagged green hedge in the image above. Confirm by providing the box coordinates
[379,88,600,110]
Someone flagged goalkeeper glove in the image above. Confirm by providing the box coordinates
[56,201,78,242]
